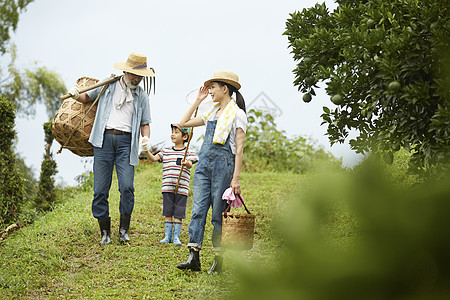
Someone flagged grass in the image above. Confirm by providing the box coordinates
[3,158,440,299]
[0,163,314,299]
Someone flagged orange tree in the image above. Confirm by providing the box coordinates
[284,0,450,176]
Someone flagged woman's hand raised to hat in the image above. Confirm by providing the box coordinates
[195,86,209,104]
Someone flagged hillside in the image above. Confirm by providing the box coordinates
[0,163,304,299]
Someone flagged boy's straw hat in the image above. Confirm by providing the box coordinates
[113,53,155,77]
[204,70,241,90]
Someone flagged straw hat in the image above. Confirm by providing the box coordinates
[204,70,241,90]
[113,53,155,77]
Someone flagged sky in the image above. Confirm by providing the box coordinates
[9,0,362,186]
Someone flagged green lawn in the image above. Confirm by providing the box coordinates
[0,163,311,299]
[3,160,446,299]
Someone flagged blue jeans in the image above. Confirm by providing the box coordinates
[92,133,135,218]
[188,120,235,251]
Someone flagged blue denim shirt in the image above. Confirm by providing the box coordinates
[87,78,151,166]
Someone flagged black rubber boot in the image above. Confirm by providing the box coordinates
[208,255,223,275]
[98,217,111,245]
[177,248,201,271]
[119,214,131,243]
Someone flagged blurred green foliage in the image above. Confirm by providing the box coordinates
[284,0,450,176]
[234,158,450,299]
[243,109,342,173]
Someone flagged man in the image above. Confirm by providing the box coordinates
[68,53,154,245]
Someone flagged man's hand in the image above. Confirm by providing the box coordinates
[141,137,150,151]
[68,84,80,100]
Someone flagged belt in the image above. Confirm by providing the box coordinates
[104,129,131,135]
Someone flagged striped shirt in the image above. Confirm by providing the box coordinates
[156,147,198,196]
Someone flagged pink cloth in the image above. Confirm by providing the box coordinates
[222,187,244,208]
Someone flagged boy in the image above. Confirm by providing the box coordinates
[142,124,198,245]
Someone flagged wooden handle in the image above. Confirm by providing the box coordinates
[60,75,122,100]
[223,194,251,217]
[174,107,198,195]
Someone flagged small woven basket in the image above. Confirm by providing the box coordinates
[221,195,256,251]
[51,77,99,156]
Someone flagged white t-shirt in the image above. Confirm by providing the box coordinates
[105,80,134,132]
[204,108,248,155]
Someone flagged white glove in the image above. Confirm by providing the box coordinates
[141,137,150,151]
[68,84,80,100]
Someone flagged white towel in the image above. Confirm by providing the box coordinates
[116,87,134,109]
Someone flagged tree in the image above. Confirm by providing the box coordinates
[1,45,66,118]
[0,97,25,227]
[284,0,450,175]
[0,1,64,118]
[0,0,34,55]
[0,0,65,220]
[0,2,64,118]
[244,109,341,173]
[15,154,37,203]
[1,45,66,212]
[34,121,57,211]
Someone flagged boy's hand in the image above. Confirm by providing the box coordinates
[182,160,192,169]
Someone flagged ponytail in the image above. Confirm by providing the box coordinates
[217,81,246,113]
[234,90,246,113]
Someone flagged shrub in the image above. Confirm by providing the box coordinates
[34,121,58,211]
[243,109,341,173]
[0,96,25,227]
[234,160,450,299]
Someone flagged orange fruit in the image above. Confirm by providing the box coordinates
[302,93,312,103]
[388,81,401,91]
[331,94,344,105]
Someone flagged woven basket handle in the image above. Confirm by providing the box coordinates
[224,194,251,217]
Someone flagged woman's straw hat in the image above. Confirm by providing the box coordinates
[204,70,241,90]
[113,53,155,77]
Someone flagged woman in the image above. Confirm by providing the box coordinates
[176,70,247,274]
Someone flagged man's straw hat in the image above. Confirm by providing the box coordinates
[113,53,155,77]
[204,70,241,90]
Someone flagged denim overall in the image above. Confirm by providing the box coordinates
[187,119,235,251]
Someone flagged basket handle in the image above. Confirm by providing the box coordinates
[223,194,251,217]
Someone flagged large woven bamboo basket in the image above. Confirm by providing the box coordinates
[51,77,99,156]
[222,210,256,251]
